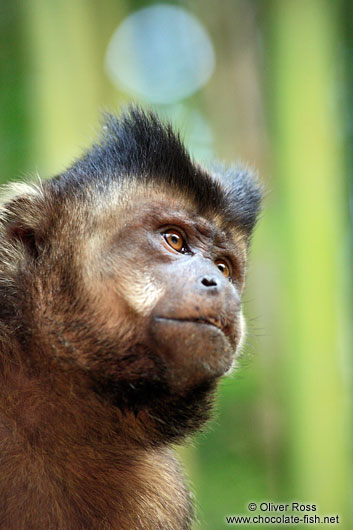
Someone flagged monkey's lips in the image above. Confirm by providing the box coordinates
[154,316,231,337]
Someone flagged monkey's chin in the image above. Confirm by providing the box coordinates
[150,317,239,390]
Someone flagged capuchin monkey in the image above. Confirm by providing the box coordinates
[0,107,262,530]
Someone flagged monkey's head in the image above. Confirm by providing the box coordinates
[0,108,262,440]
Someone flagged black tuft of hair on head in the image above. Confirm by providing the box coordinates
[55,106,263,234]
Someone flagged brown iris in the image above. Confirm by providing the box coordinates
[163,229,185,252]
[215,259,231,278]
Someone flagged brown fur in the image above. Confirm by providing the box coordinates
[0,361,192,529]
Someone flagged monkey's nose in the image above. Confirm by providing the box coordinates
[200,276,220,289]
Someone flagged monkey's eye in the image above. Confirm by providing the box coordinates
[215,259,231,279]
[163,229,187,253]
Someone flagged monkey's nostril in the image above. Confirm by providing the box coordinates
[201,276,218,288]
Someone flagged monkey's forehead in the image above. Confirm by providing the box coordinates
[85,183,249,248]
[47,160,260,239]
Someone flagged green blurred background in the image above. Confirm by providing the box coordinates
[1,1,352,528]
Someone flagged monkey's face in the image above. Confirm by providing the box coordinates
[86,194,247,394]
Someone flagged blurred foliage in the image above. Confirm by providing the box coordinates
[0,1,351,528]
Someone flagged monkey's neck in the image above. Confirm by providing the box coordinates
[0,363,193,530]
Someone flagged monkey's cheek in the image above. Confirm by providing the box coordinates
[149,319,238,389]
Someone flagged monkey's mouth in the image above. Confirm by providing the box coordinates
[151,316,239,382]
[154,316,232,338]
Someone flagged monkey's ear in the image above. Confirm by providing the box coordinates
[6,219,44,260]
[1,184,47,260]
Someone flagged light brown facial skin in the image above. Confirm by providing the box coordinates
[86,195,248,395]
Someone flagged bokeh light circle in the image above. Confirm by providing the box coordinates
[105,5,215,103]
